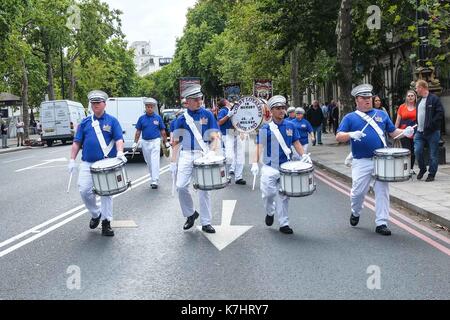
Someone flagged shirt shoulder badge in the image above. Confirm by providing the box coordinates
[286,129,293,136]
[153,120,159,125]
[375,116,383,122]
[200,117,208,125]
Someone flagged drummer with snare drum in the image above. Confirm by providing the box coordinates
[170,84,221,234]
[336,84,415,236]
[68,90,126,237]
[217,98,246,185]
[251,95,312,235]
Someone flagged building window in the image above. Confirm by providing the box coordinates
[142,48,145,55]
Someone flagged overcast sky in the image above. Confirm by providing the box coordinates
[103,0,198,57]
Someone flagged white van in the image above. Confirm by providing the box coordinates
[40,100,86,147]
[105,97,161,156]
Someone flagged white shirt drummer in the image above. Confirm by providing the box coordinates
[170,84,221,234]
[68,90,126,237]
[336,84,414,236]
[251,95,311,235]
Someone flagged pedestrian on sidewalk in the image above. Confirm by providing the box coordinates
[68,90,126,237]
[414,80,445,182]
[395,90,417,172]
[252,95,311,234]
[330,100,339,135]
[1,118,8,148]
[132,97,168,189]
[306,100,324,145]
[336,83,415,236]
[321,102,329,133]
[16,118,24,146]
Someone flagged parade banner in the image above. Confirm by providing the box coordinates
[179,77,201,100]
[223,83,241,102]
[253,79,273,100]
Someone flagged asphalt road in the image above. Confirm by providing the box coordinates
[0,145,449,299]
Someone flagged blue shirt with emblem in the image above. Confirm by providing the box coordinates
[172,108,219,151]
[74,113,124,162]
[217,107,233,136]
[337,109,396,159]
[290,118,313,145]
[135,113,165,140]
[256,119,300,168]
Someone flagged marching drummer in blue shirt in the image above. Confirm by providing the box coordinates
[132,98,168,189]
[336,84,415,236]
[170,84,221,233]
[68,90,126,237]
[251,95,311,234]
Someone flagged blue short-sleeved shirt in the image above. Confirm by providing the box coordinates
[218,107,233,136]
[74,113,124,162]
[136,113,165,140]
[172,108,219,151]
[256,119,300,168]
[291,118,313,145]
[337,109,396,159]
[170,118,177,133]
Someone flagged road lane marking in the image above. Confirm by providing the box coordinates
[15,158,68,172]
[314,169,450,245]
[2,156,35,164]
[313,169,450,256]
[0,166,170,258]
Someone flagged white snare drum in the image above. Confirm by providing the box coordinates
[279,161,316,197]
[373,148,411,182]
[231,96,264,133]
[193,155,228,191]
[90,158,131,196]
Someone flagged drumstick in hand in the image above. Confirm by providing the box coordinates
[252,174,257,191]
[394,124,417,140]
[67,172,73,193]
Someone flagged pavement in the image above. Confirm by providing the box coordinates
[309,131,450,229]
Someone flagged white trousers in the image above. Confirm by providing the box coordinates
[78,162,113,221]
[176,151,211,226]
[292,143,309,160]
[223,133,245,180]
[142,138,161,184]
[351,158,389,226]
[260,165,290,227]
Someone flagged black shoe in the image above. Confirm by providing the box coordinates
[265,214,274,226]
[151,183,158,189]
[101,220,114,236]
[417,170,426,180]
[235,179,246,185]
[318,142,323,145]
[183,211,199,230]
[350,213,359,226]
[279,226,293,234]
[375,225,391,236]
[201,224,216,233]
[17,144,19,147]
[89,214,101,229]
[229,171,234,175]
[425,175,435,182]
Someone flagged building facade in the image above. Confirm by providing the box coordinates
[130,41,173,77]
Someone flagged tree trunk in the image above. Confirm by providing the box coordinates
[21,58,30,140]
[68,65,76,100]
[45,45,55,100]
[336,0,353,120]
[290,44,301,107]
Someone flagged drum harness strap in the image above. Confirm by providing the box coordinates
[355,110,387,147]
[269,121,291,161]
[183,111,209,154]
[91,115,115,158]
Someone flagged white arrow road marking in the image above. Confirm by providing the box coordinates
[15,157,68,172]
[198,200,252,251]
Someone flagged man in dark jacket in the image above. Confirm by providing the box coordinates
[414,80,445,182]
[306,100,325,145]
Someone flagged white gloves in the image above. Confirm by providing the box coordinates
[349,131,366,141]
[165,142,171,149]
[68,159,77,174]
[403,126,414,138]
[227,110,234,118]
[344,152,353,167]
[251,163,259,176]
[132,142,138,152]
[117,151,127,163]
[300,153,312,164]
